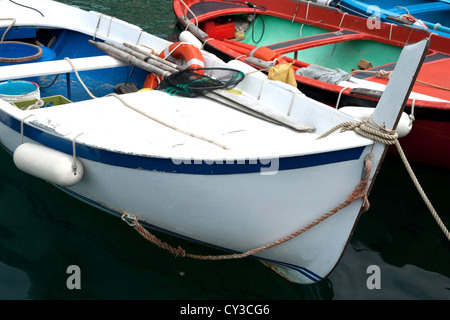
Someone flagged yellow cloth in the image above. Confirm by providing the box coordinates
[268,63,297,88]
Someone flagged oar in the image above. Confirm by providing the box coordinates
[202,91,284,125]
[90,40,315,131]
[207,89,315,132]
[178,15,209,39]
[122,42,183,71]
[103,41,179,74]
[88,40,172,77]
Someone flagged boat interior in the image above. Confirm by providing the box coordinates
[175,2,450,104]
[0,26,147,105]
[235,15,403,73]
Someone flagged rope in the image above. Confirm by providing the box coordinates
[318,119,450,241]
[123,154,372,260]
[179,0,199,27]
[20,114,35,144]
[121,105,448,262]
[416,80,450,91]
[71,133,84,174]
[393,139,450,241]
[353,69,450,91]
[25,98,44,110]
[0,18,16,42]
[123,117,449,262]
[335,86,350,108]
[338,12,347,28]
[317,118,399,145]
[395,6,410,15]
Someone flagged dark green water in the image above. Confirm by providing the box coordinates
[0,0,448,302]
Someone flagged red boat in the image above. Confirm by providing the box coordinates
[172,0,450,168]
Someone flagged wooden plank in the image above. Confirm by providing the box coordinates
[88,40,169,76]
[372,38,429,130]
[211,88,315,132]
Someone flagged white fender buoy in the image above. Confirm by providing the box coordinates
[339,106,412,138]
[13,143,83,187]
[179,31,203,50]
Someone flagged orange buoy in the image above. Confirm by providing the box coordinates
[143,42,205,89]
[248,47,288,65]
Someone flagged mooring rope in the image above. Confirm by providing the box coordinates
[179,0,199,27]
[0,18,16,42]
[122,152,372,260]
[318,119,450,241]
[393,137,450,241]
[123,117,449,260]
[64,42,449,254]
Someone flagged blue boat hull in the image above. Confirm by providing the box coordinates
[337,0,450,37]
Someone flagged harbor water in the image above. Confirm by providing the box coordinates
[0,0,448,302]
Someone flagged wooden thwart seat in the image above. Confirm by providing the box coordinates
[0,55,129,82]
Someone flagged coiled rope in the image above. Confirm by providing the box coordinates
[317,118,399,144]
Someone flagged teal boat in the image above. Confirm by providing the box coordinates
[172,0,450,169]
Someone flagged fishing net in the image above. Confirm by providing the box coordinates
[155,67,245,97]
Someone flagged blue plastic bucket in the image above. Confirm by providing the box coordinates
[0,81,40,103]
[38,45,56,62]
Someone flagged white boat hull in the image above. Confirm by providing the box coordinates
[0,114,372,284]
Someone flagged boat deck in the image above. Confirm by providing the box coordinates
[2,63,370,161]
[16,87,366,160]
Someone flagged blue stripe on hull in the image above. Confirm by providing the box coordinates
[0,109,364,174]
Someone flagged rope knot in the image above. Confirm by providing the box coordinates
[174,246,186,258]
[375,69,392,78]
[317,118,399,145]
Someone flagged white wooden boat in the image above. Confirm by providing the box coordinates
[0,0,428,284]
